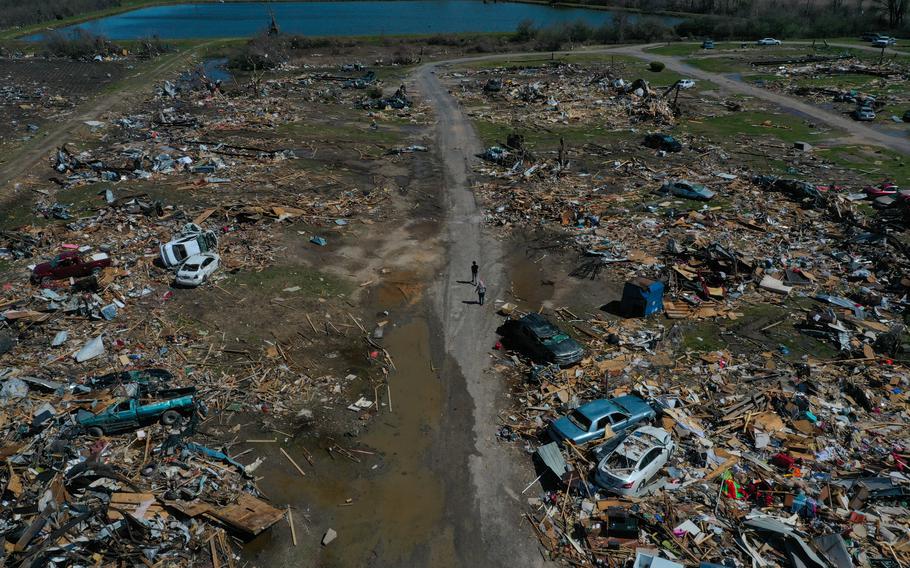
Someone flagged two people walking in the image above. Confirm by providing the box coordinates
[471,260,486,305]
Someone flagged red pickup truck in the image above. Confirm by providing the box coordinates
[31,251,112,283]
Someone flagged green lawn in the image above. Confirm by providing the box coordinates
[816,145,909,185]
[680,110,842,144]
[683,57,749,74]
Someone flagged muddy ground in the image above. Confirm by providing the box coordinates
[0,57,129,151]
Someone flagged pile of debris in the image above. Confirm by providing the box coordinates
[0,53,406,565]
[494,301,909,566]
[446,61,679,130]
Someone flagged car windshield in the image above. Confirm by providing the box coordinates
[183,263,200,271]
[174,244,188,260]
[567,410,592,431]
[542,333,570,346]
[605,431,660,471]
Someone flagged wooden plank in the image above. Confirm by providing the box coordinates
[704,456,739,482]
[207,494,285,536]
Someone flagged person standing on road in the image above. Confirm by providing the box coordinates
[475,278,486,306]
[471,260,478,284]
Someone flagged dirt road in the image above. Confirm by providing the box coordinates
[412,65,546,567]
[0,42,218,190]
[611,44,910,154]
[423,45,909,155]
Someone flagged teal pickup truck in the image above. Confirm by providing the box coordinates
[79,394,196,436]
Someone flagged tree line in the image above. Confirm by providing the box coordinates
[0,0,121,30]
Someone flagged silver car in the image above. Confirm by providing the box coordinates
[593,426,674,495]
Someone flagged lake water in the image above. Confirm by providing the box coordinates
[29,1,680,40]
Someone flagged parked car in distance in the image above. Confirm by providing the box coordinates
[852,108,876,121]
[756,38,782,45]
[593,426,675,495]
[864,182,899,198]
[78,394,197,436]
[677,79,696,89]
[701,39,715,49]
[160,229,218,268]
[31,251,111,283]
[643,133,682,153]
[548,395,656,445]
[873,36,896,45]
[175,252,220,287]
[498,313,584,366]
[657,179,716,201]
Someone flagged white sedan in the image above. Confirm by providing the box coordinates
[175,252,220,287]
[756,38,782,45]
[593,426,675,496]
[678,79,696,89]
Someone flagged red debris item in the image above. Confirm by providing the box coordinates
[161,291,174,302]
[369,350,380,359]
[771,452,796,470]
[494,341,503,350]
[893,450,907,472]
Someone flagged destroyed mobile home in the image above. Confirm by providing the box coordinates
[450,58,910,567]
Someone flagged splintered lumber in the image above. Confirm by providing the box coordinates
[280,447,307,477]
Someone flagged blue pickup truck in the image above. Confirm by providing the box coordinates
[79,395,196,436]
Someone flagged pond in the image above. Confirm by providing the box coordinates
[29,1,681,40]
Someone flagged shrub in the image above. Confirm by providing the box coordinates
[229,32,289,70]
[513,19,537,43]
[648,61,665,72]
[43,29,120,60]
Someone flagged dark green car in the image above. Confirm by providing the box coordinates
[498,313,585,366]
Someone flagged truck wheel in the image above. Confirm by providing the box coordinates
[161,410,181,426]
[87,427,104,437]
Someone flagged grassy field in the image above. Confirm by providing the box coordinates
[679,110,843,144]
[816,144,909,185]
[682,56,750,74]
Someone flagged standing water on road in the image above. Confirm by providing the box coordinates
[28,1,681,40]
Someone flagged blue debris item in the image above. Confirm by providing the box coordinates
[621,277,664,317]
[182,442,249,476]
[310,236,327,246]
[100,304,118,321]
[334,219,348,226]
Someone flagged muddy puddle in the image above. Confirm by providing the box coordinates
[507,253,555,310]
[242,308,452,566]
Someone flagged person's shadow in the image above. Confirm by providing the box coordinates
[462,300,479,305]
[456,280,474,284]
